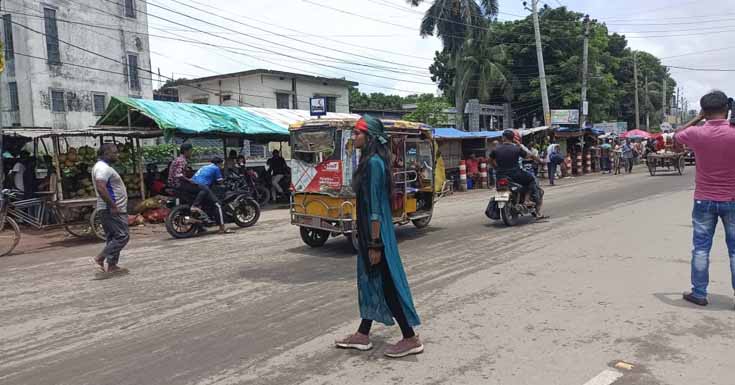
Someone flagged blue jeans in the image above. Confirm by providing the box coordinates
[690,200,735,299]
[548,161,558,185]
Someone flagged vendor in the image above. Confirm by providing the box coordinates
[465,153,480,188]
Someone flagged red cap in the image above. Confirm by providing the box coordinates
[355,118,369,133]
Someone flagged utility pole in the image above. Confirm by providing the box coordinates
[526,0,551,126]
[633,52,640,129]
[644,75,649,130]
[579,15,591,129]
[662,77,667,123]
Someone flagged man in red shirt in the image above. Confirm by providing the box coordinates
[465,153,480,188]
[674,90,735,307]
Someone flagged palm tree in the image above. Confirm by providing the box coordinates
[458,33,511,108]
[407,0,499,130]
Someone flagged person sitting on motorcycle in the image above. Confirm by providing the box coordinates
[169,143,208,214]
[266,149,290,202]
[489,130,547,219]
[191,157,231,234]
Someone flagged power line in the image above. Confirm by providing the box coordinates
[2,7,429,79]
[665,65,735,72]
[174,0,435,61]
[151,0,431,71]
[98,0,436,86]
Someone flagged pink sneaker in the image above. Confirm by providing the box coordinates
[384,336,424,358]
[335,333,373,351]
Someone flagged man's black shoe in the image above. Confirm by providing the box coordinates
[683,292,708,306]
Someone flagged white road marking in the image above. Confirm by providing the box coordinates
[582,369,624,385]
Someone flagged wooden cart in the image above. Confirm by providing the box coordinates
[647,152,686,176]
[2,128,150,241]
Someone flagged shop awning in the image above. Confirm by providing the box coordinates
[519,126,550,136]
[554,126,605,137]
[433,128,503,139]
[96,97,291,141]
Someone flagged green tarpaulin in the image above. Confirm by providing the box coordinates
[96,97,290,141]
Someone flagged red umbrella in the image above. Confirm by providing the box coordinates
[621,129,652,139]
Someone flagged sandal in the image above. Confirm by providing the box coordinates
[536,215,550,221]
[90,257,105,272]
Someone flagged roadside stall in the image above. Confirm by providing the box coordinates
[0,127,153,246]
[433,128,503,190]
[554,126,604,175]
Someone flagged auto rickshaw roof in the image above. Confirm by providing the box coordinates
[289,118,432,133]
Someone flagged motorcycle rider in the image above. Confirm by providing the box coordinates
[191,157,232,234]
[489,130,547,219]
[168,143,208,215]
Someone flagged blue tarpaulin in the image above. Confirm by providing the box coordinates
[555,126,605,136]
[433,128,503,139]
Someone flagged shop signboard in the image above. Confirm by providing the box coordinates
[550,109,580,125]
[593,122,626,135]
[309,97,327,117]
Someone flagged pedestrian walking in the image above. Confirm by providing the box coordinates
[335,115,423,358]
[90,144,130,276]
[612,142,622,175]
[545,143,562,186]
[622,139,635,174]
[674,91,735,307]
[600,142,612,174]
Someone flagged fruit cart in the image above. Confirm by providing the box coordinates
[3,128,152,240]
[647,151,686,176]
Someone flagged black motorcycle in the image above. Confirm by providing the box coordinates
[247,166,290,205]
[164,181,261,239]
[228,167,271,207]
[485,176,544,227]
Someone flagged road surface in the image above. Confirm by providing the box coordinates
[2,170,732,385]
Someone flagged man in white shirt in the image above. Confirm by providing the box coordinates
[91,144,130,275]
[8,152,29,193]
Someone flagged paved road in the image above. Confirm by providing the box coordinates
[2,170,730,385]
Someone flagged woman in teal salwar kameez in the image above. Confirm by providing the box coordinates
[335,116,423,358]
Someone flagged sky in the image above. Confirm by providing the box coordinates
[147,0,735,113]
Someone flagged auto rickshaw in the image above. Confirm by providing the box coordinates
[289,118,438,250]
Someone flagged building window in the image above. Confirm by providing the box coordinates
[326,97,337,113]
[124,0,136,18]
[222,94,232,102]
[2,14,14,61]
[8,82,19,112]
[127,54,140,90]
[93,93,106,115]
[192,97,208,104]
[44,8,60,64]
[276,93,290,109]
[51,90,65,112]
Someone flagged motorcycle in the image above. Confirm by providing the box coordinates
[228,167,271,206]
[485,176,545,227]
[164,180,261,239]
[255,168,291,204]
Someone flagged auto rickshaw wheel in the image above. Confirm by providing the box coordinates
[411,214,432,229]
[300,227,329,247]
[346,231,359,253]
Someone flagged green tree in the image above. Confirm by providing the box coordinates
[405,98,452,126]
[408,0,499,130]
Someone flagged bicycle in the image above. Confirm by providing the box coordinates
[0,190,22,257]
[0,190,106,257]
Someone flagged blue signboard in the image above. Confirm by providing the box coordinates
[309,97,327,117]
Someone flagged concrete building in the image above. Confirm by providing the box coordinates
[175,70,357,113]
[0,0,153,129]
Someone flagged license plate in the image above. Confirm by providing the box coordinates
[495,192,510,201]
